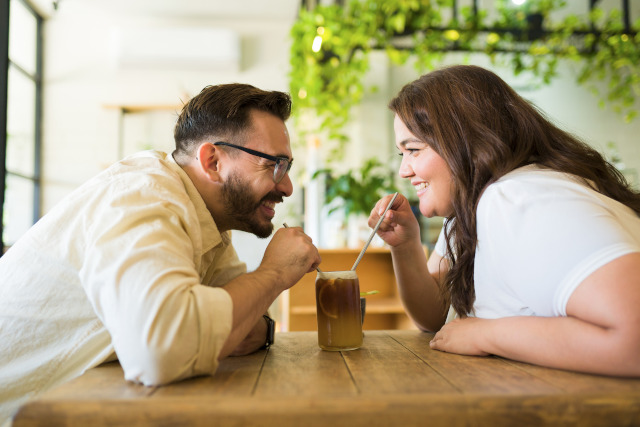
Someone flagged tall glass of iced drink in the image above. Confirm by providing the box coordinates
[315,270,363,351]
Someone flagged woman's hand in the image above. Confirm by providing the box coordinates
[368,193,420,248]
[429,317,490,356]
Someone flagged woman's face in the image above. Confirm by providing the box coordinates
[394,114,454,218]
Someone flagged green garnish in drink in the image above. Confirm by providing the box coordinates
[360,290,379,297]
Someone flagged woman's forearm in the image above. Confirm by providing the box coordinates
[478,316,640,377]
[391,240,448,332]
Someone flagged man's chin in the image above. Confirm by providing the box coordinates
[252,223,274,239]
[242,216,274,239]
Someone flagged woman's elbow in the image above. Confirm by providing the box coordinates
[607,328,640,377]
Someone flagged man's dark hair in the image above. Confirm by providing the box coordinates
[172,83,291,163]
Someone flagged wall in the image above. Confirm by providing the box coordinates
[40,2,298,211]
[27,0,640,329]
[36,1,640,261]
[37,1,304,272]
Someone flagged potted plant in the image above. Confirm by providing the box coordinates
[312,157,397,247]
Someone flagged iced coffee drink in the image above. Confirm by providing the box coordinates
[315,270,363,351]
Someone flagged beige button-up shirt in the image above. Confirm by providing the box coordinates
[0,151,246,425]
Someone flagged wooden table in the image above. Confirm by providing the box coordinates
[13,331,640,426]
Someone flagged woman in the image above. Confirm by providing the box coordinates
[371,65,640,376]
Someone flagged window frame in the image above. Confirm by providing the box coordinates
[1,0,43,253]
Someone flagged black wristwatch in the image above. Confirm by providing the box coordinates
[263,315,275,349]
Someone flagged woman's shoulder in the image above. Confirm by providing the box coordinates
[482,164,590,205]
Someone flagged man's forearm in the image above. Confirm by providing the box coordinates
[228,314,269,356]
[218,270,281,360]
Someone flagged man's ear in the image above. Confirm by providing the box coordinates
[196,142,222,182]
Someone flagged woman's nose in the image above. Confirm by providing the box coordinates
[398,156,413,179]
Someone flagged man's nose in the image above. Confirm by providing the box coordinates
[277,172,293,197]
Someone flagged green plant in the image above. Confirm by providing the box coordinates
[576,8,640,122]
[289,0,451,159]
[289,0,640,157]
[312,157,398,218]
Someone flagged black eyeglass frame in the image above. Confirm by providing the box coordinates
[212,141,293,184]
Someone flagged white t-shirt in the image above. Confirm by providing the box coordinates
[435,164,640,319]
[0,151,246,425]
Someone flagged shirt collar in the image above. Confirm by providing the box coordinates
[165,152,232,252]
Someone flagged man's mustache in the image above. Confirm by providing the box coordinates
[258,193,283,205]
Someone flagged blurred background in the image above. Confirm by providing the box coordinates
[3,0,639,329]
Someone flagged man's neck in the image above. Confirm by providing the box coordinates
[178,159,231,233]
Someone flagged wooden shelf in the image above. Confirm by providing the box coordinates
[285,247,424,331]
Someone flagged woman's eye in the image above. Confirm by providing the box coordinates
[398,148,420,157]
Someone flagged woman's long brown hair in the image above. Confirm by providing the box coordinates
[389,65,640,316]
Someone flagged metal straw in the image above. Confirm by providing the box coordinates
[283,223,321,272]
[350,192,399,271]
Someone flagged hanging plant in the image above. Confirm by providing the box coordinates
[289,0,640,158]
[289,0,450,160]
[576,8,640,122]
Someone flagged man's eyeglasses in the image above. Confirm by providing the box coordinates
[213,142,293,184]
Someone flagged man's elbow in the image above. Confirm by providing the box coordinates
[119,345,219,386]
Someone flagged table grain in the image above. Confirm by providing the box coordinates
[13,330,640,426]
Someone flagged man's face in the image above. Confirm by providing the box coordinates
[220,110,293,237]
[221,171,284,238]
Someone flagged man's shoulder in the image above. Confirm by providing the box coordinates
[104,151,185,191]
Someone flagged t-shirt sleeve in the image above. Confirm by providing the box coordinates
[477,179,639,317]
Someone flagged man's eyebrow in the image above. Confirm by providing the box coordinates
[255,149,291,161]
[272,153,293,161]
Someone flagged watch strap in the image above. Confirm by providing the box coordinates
[263,314,275,349]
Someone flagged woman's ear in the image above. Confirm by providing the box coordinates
[196,142,222,182]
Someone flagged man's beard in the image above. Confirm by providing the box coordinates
[221,172,283,238]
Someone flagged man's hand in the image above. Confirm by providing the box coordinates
[258,226,321,289]
[229,315,269,356]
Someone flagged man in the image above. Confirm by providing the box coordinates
[0,83,321,425]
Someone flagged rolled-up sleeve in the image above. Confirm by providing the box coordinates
[79,167,234,385]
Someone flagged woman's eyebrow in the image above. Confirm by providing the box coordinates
[399,138,424,147]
